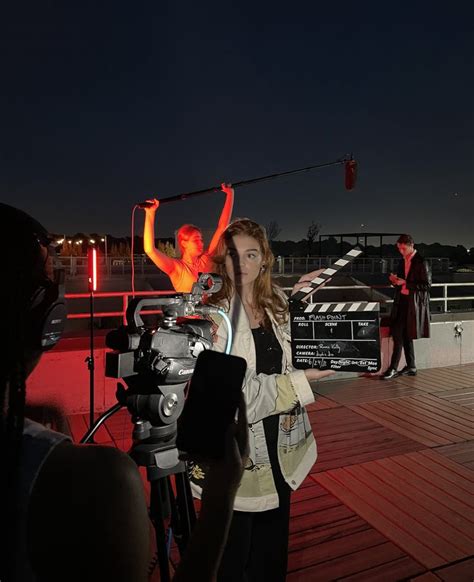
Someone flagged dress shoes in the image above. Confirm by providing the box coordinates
[381,368,399,380]
[399,366,417,376]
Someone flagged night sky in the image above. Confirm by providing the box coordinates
[2,2,473,247]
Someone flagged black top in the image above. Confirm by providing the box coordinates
[251,325,283,377]
[251,326,289,495]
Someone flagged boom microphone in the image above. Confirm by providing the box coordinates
[136,153,357,208]
[344,158,357,190]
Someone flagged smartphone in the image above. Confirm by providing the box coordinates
[177,350,247,460]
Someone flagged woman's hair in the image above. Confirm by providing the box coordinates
[176,224,201,251]
[208,218,288,324]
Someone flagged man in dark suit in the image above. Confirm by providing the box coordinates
[382,234,431,379]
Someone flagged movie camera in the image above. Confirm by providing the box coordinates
[103,273,222,437]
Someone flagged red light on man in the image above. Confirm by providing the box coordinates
[143,183,234,292]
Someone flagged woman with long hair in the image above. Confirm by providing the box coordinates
[189,218,334,582]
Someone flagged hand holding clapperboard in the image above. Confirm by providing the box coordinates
[289,248,382,373]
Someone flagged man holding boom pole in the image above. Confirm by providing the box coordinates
[143,183,234,292]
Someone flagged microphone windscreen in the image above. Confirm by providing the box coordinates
[345,159,357,190]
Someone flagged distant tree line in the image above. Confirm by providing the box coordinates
[54,229,473,268]
[269,238,473,267]
[56,234,175,257]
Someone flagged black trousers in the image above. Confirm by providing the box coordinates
[390,295,416,369]
[217,412,292,582]
[216,475,291,582]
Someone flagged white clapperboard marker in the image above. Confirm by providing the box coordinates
[290,246,381,372]
[303,301,379,314]
[291,246,363,303]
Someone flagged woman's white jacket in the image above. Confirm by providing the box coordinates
[189,293,317,512]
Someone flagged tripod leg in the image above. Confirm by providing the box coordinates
[170,471,196,555]
[149,480,172,582]
[178,471,197,531]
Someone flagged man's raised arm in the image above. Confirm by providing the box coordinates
[207,183,234,256]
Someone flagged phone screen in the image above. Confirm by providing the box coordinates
[177,350,247,460]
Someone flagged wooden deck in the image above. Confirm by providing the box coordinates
[66,363,474,581]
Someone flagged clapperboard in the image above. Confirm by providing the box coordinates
[290,247,381,373]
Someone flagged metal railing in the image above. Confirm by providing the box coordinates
[274,256,451,275]
[282,282,474,313]
[57,255,452,277]
[65,290,174,325]
[64,282,474,326]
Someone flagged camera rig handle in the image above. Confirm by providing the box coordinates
[126,274,223,332]
[126,296,193,332]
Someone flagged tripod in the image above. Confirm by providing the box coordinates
[130,422,196,582]
[81,391,196,582]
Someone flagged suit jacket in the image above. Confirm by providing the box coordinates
[390,252,431,339]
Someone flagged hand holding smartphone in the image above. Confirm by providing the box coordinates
[177,350,247,460]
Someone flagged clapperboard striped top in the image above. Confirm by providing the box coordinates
[303,301,379,313]
[292,246,363,302]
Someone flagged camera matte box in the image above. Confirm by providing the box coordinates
[290,300,381,373]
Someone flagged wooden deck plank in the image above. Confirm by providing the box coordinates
[417,449,474,482]
[375,456,474,522]
[411,394,474,422]
[337,557,426,581]
[410,573,442,581]
[314,449,474,569]
[434,387,474,410]
[291,494,342,518]
[350,395,474,446]
[350,403,453,446]
[434,441,474,471]
[290,504,356,535]
[344,464,474,554]
[310,407,424,472]
[337,466,466,563]
[288,543,424,581]
[288,528,386,571]
[397,372,474,392]
[405,451,474,494]
[314,471,446,568]
[306,394,341,411]
[389,456,474,518]
[289,516,371,552]
[372,398,474,440]
[315,378,424,405]
[389,394,474,428]
[291,482,336,504]
[67,413,114,444]
[433,557,474,581]
[418,368,474,385]
[66,413,89,442]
